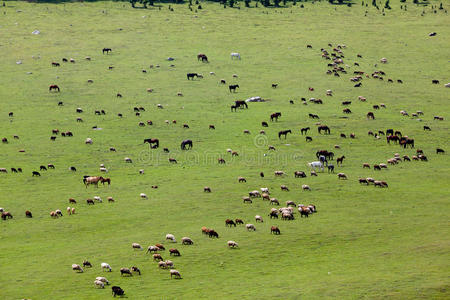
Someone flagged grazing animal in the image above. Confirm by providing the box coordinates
[436,148,445,154]
[72,264,83,273]
[1,212,13,220]
[227,240,238,248]
[25,210,32,218]
[301,127,310,135]
[169,248,181,256]
[144,138,159,148]
[49,85,60,92]
[318,125,331,134]
[170,269,182,279]
[337,173,347,180]
[182,237,194,245]
[120,268,133,276]
[101,263,112,272]
[367,112,375,119]
[327,165,334,173]
[336,156,345,165]
[84,176,104,187]
[112,286,125,297]
[302,184,311,191]
[225,219,236,227]
[187,73,198,80]
[32,171,41,176]
[308,161,324,172]
[181,139,193,150]
[271,226,280,235]
[423,126,431,131]
[294,171,306,178]
[102,48,112,54]
[270,112,282,121]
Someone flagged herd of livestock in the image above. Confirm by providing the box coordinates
[1,38,447,296]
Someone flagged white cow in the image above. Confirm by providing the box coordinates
[308,161,324,172]
[231,52,241,60]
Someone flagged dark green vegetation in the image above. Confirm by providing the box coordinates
[0,1,449,299]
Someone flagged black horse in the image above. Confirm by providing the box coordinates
[318,125,331,134]
[234,100,248,109]
[102,48,112,54]
[301,127,310,135]
[270,112,282,121]
[229,84,239,92]
[181,139,193,150]
[144,138,159,148]
[278,130,291,139]
[187,73,198,80]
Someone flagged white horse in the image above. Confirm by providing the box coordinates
[308,161,324,172]
[231,52,241,60]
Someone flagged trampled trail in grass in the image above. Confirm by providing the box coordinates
[0,1,449,299]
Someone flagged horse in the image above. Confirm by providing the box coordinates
[301,127,310,135]
[144,138,159,148]
[101,178,111,185]
[102,48,112,54]
[336,156,345,165]
[187,73,198,80]
[308,113,319,119]
[387,135,399,144]
[327,165,335,173]
[52,62,60,67]
[319,155,328,166]
[306,136,312,142]
[230,52,241,60]
[235,100,248,109]
[318,125,331,134]
[231,105,237,112]
[400,138,414,148]
[278,130,291,139]
[49,85,60,92]
[229,84,239,92]
[308,161,324,172]
[181,139,193,150]
[270,112,282,121]
[197,54,208,62]
[32,171,41,176]
[84,176,104,188]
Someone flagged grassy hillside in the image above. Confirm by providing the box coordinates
[0,1,449,299]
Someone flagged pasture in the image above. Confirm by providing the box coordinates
[0,1,449,299]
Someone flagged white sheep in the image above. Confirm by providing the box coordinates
[227,241,238,248]
[170,269,181,279]
[72,264,83,273]
[71,207,76,214]
[166,234,176,243]
[100,167,108,173]
[209,72,215,75]
[94,196,102,203]
[67,207,71,215]
[101,263,112,272]
[94,280,105,289]
[140,193,148,200]
[95,277,109,285]
[246,224,256,231]
[85,138,93,144]
[132,243,142,250]
[302,184,311,191]
[260,187,269,194]
[139,169,144,174]
[0,208,4,213]
[255,215,263,223]
[165,260,174,268]
[124,157,132,163]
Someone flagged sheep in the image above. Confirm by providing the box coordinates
[302,184,311,191]
[286,201,296,207]
[337,173,347,180]
[166,234,176,243]
[249,190,261,197]
[139,169,144,174]
[101,262,112,272]
[274,170,285,176]
[95,277,109,285]
[132,243,142,250]
[94,280,105,289]
[280,185,289,191]
[246,224,256,231]
[153,253,163,261]
[72,264,83,273]
[140,193,148,200]
[85,138,93,144]
[262,193,270,201]
[227,241,238,248]
[238,176,246,183]
[107,197,114,203]
[71,207,76,214]
[170,269,181,279]
[270,198,279,205]
[93,196,102,203]
[255,215,263,222]
[55,209,63,216]
[100,167,108,173]
[181,237,193,245]
[120,268,133,276]
[67,207,72,215]
[165,260,174,268]
[380,57,388,63]
[147,245,160,253]
[124,157,132,163]
[260,187,269,194]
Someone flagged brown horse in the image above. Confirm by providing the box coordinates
[101,178,111,185]
[197,53,208,62]
[318,125,330,134]
[336,155,345,165]
[84,176,104,188]
[144,138,159,148]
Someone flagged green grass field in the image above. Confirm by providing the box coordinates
[0,1,449,299]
